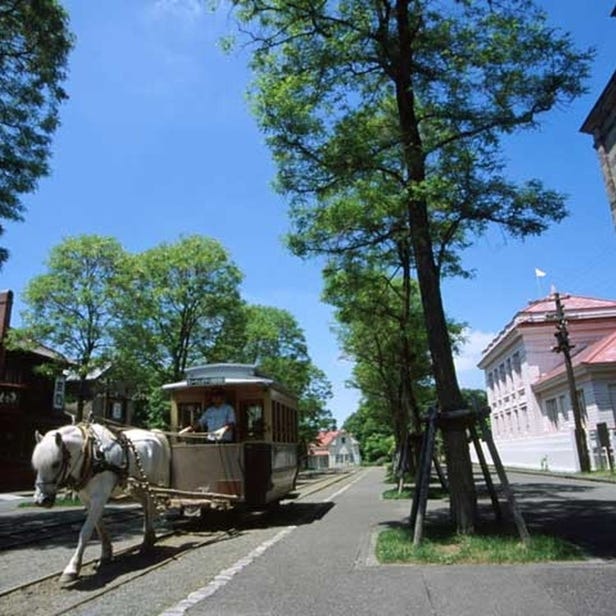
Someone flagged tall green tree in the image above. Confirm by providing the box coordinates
[344,402,393,464]
[113,236,245,411]
[17,235,125,420]
[230,0,592,532]
[237,303,333,444]
[323,260,433,446]
[0,0,72,265]
[239,304,309,383]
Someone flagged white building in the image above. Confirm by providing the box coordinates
[307,429,361,470]
[477,294,616,472]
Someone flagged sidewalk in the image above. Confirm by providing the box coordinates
[0,491,32,515]
[185,466,616,616]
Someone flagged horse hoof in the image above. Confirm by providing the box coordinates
[59,572,77,586]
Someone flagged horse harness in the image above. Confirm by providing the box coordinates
[58,424,133,491]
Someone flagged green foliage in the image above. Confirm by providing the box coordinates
[344,404,394,464]
[238,304,309,386]
[462,388,488,410]
[363,433,395,465]
[325,260,446,444]
[236,304,334,443]
[0,0,73,266]
[376,526,583,565]
[17,235,126,413]
[139,384,170,430]
[18,233,334,431]
[231,0,592,528]
[19,235,124,367]
[113,235,245,384]
[233,0,591,267]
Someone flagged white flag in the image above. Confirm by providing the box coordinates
[535,268,546,278]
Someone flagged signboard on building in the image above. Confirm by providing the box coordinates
[53,376,66,410]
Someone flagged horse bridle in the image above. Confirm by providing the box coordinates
[35,426,89,493]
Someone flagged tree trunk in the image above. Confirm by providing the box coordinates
[393,0,477,533]
[410,200,477,533]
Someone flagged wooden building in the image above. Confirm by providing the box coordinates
[0,290,68,491]
[64,364,138,426]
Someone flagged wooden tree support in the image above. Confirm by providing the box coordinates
[476,407,531,546]
[409,406,438,547]
[469,422,501,521]
[409,405,530,547]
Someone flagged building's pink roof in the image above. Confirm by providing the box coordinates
[534,330,616,386]
[481,293,616,363]
[308,429,349,456]
[580,330,616,364]
[521,295,616,315]
[316,430,340,447]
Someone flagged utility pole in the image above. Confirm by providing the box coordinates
[551,291,591,473]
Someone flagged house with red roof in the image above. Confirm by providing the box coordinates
[477,293,616,472]
[307,429,361,470]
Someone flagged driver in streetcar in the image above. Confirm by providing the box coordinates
[179,388,236,442]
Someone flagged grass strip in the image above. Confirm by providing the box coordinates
[376,525,583,565]
[19,495,81,508]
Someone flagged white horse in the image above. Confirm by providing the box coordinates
[32,422,171,586]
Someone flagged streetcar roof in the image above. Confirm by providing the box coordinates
[162,376,275,391]
[161,362,276,391]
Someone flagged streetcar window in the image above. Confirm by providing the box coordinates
[246,402,264,439]
[271,401,297,443]
[178,403,201,429]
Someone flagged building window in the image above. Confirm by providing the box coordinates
[512,352,521,375]
[557,395,568,424]
[545,398,559,430]
[520,404,529,432]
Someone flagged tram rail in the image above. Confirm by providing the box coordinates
[0,504,142,552]
[0,469,357,615]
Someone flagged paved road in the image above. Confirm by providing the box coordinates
[2,469,616,615]
[166,467,616,616]
[506,471,616,559]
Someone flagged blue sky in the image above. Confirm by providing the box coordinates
[1,1,615,427]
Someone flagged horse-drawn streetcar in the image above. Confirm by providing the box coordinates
[161,363,299,511]
[31,363,300,584]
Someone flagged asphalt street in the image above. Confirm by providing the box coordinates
[170,467,616,616]
[2,468,616,616]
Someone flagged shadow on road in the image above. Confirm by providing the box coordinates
[178,500,335,532]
